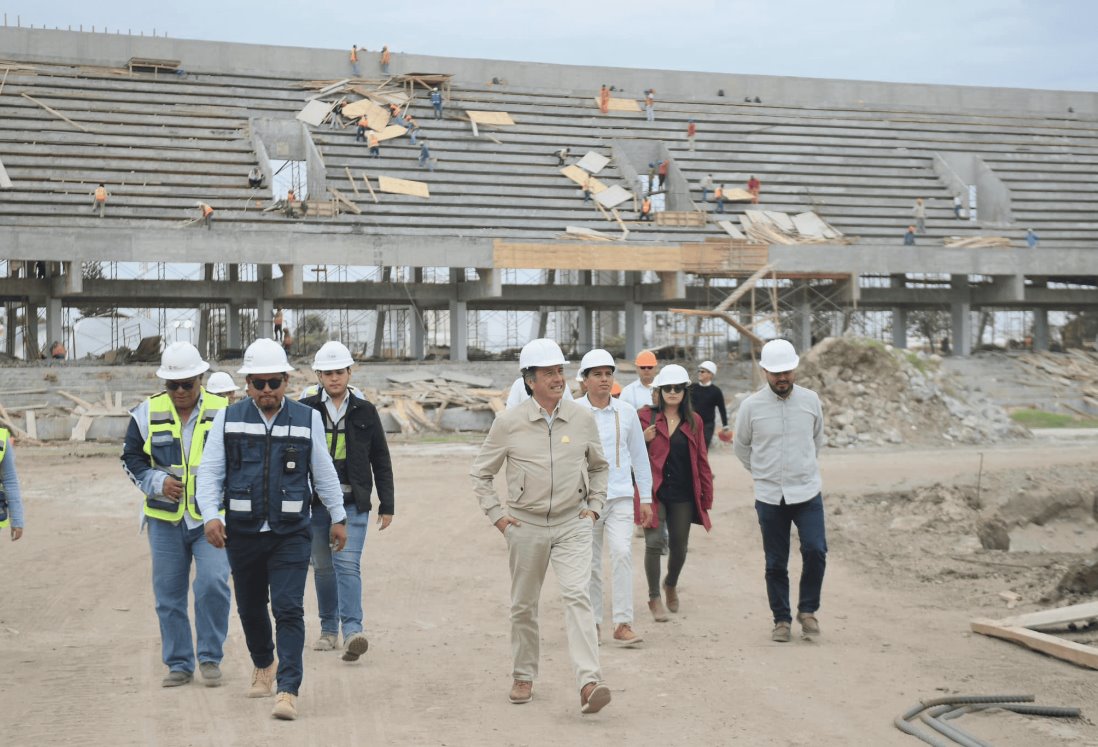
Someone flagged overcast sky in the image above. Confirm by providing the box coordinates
[3,1,1095,92]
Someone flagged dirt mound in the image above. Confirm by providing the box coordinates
[796,337,1029,447]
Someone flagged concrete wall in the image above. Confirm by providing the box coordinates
[933,152,1013,225]
[2,27,1095,116]
[302,125,328,200]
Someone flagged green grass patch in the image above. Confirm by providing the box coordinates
[1010,408,1098,429]
[904,351,928,374]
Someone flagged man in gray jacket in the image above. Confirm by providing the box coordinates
[470,338,612,714]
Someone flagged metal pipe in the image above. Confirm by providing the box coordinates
[896,695,1035,746]
[893,712,955,747]
[922,709,993,747]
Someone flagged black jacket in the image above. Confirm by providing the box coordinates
[301,392,396,516]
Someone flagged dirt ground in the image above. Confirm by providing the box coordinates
[1,434,1096,746]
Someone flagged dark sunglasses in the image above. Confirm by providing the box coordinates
[165,380,196,392]
[638,366,655,370]
[660,384,686,394]
[250,377,285,391]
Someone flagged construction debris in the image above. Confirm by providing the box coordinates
[594,96,640,112]
[739,210,848,244]
[378,175,430,199]
[1016,350,1098,412]
[717,220,746,239]
[370,376,506,434]
[295,99,335,126]
[466,110,515,126]
[563,226,617,242]
[561,165,608,193]
[575,152,610,174]
[655,211,707,227]
[593,185,631,209]
[972,602,1098,670]
[341,98,390,128]
[944,236,1013,248]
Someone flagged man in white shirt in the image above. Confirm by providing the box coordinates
[733,339,826,644]
[618,350,659,413]
[577,349,653,646]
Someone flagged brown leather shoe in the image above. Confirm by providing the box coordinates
[580,682,611,714]
[509,679,533,704]
[648,599,670,622]
[613,623,643,646]
[771,622,792,642]
[797,612,821,638]
[663,583,679,613]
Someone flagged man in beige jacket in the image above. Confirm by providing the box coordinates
[471,338,612,714]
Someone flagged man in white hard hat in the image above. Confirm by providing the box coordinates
[504,361,575,409]
[195,338,348,721]
[206,372,240,402]
[300,341,394,663]
[121,341,231,688]
[576,349,653,647]
[691,360,730,446]
[470,338,613,714]
[733,339,826,643]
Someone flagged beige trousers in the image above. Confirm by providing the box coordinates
[506,515,602,690]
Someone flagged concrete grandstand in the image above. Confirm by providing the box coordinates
[1,26,1096,361]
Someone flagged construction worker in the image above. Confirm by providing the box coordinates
[715,185,725,214]
[380,45,391,74]
[406,114,421,144]
[619,350,659,412]
[555,147,570,166]
[576,349,653,647]
[599,84,610,115]
[91,183,109,218]
[639,196,652,222]
[49,340,66,360]
[913,197,927,234]
[470,338,612,713]
[733,339,827,643]
[0,425,26,542]
[282,328,293,356]
[120,342,231,688]
[691,360,730,446]
[206,371,240,402]
[196,202,214,230]
[285,189,297,219]
[686,119,697,151]
[583,174,593,204]
[356,115,369,142]
[430,87,443,119]
[419,140,433,171]
[645,89,655,122]
[903,226,916,246]
[700,173,714,203]
[301,341,395,661]
[273,308,284,341]
[1027,228,1039,249]
[747,175,761,204]
[248,166,263,189]
[368,131,380,159]
[350,44,360,76]
[196,339,348,721]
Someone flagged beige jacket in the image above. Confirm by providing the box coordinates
[471,396,608,526]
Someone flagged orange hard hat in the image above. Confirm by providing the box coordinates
[635,350,657,366]
[611,382,622,396]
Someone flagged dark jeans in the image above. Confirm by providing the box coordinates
[644,501,694,598]
[754,494,827,623]
[225,527,311,695]
[702,421,715,448]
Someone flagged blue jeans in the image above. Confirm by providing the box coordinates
[701,188,710,203]
[147,518,231,673]
[311,504,370,638]
[226,527,311,695]
[754,494,827,623]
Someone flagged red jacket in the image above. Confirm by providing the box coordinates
[635,407,713,531]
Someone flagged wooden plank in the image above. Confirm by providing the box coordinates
[361,172,380,203]
[466,110,515,126]
[971,618,1098,670]
[295,99,334,127]
[712,264,776,313]
[717,220,745,239]
[655,211,707,227]
[594,96,641,112]
[70,414,93,442]
[58,390,97,410]
[21,93,91,132]
[560,165,608,194]
[593,185,631,209]
[999,602,1098,630]
[345,166,360,196]
[575,152,610,174]
[378,175,430,199]
[565,226,614,241]
[375,124,408,142]
[721,187,755,202]
[611,208,630,240]
[0,68,8,97]
[327,187,362,215]
[494,240,685,272]
[669,308,764,345]
[0,155,11,189]
[341,98,390,130]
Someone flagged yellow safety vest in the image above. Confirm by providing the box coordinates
[0,427,9,528]
[142,391,228,522]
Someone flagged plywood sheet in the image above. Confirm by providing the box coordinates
[375,124,408,142]
[576,151,610,174]
[594,185,631,209]
[594,97,641,112]
[721,188,755,202]
[791,211,829,238]
[466,110,515,126]
[296,99,335,127]
[341,99,390,130]
[0,156,11,189]
[717,220,745,239]
[560,165,607,194]
[763,211,796,233]
[378,175,430,198]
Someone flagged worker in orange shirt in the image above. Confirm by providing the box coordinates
[356,115,369,142]
[368,131,380,159]
[49,340,66,360]
[380,46,391,74]
[640,196,652,222]
[715,185,725,214]
[686,120,697,151]
[285,188,298,219]
[747,175,761,204]
[196,202,214,230]
[350,45,360,76]
[599,85,610,114]
[91,183,109,218]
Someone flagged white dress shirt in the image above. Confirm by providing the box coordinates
[619,378,656,413]
[577,394,652,503]
[733,383,824,505]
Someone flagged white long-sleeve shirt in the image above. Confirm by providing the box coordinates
[577,394,652,503]
[733,384,824,505]
[619,379,656,413]
[195,398,347,528]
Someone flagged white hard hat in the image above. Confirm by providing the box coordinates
[698,360,717,375]
[579,349,615,375]
[759,339,799,373]
[312,340,354,371]
[238,338,294,375]
[518,338,567,370]
[206,371,239,394]
[654,364,690,387]
[156,341,209,380]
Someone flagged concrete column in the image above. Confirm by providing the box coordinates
[578,307,593,353]
[226,305,242,348]
[409,306,426,360]
[890,273,907,349]
[4,303,15,355]
[1032,309,1050,352]
[449,268,468,362]
[950,274,972,357]
[45,297,63,350]
[256,265,273,342]
[792,281,812,354]
[624,300,644,361]
[25,302,39,359]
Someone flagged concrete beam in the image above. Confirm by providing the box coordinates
[769,245,1098,277]
[657,271,687,301]
[278,264,304,297]
[981,274,1025,304]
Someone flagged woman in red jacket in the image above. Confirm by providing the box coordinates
[638,364,714,621]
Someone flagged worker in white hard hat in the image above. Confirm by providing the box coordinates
[195,338,348,721]
[733,339,826,644]
[299,341,394,663]
[576,349,653,647]
[691,360,731,446]
[206,372,240,402]
[121,341,231,689]
[505,345,575,408]
[470,338,612,714]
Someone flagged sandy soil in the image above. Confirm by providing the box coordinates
[1,435,1096,746]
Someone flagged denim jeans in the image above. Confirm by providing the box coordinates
[147,518,231,673]
[754,494,827,623]
[226,527,311,695]
[311,503,370,638]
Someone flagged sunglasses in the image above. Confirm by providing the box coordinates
[250,377,285,391]
[638,366,655,370]
[165,380,196,392]
[660,384,686,394]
